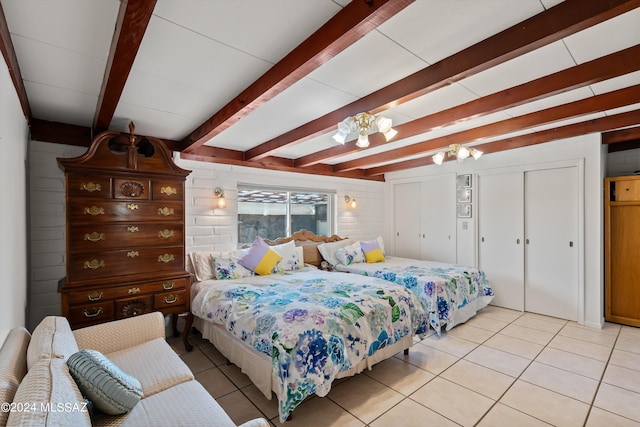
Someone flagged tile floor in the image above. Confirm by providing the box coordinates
[167,306,640,426]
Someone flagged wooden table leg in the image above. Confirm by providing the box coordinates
[183,312,194,352]
[171,313,180,337]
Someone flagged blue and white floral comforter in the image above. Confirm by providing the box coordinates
[335,257,494,334]
[191,268,430,422]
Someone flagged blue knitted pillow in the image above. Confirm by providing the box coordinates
[67,349,143,415]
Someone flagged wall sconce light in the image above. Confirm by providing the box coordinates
[432,143,483,165]
[345,195,357,209]
[214,187,226,209]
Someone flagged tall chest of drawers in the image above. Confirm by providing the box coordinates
[57,128,191,329]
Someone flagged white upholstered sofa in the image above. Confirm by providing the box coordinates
[0,312,269,426]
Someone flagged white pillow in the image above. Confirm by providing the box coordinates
[271,241,302,272]
[375,236,386,255]
[335,241,366,265]
[188,252,220,281]
[317,239,352,266]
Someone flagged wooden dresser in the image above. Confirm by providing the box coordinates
[57,126,191,330]
[604,175,640,327]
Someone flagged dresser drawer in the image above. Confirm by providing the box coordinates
[115,295,153,319]
[68,302,114,325]
[69,200,184,222]
[613,179,640,202]
[154,290,187,310]
[67,176,112,199]
[152,181,184,201]
[68,223,184,251]
[67,278,188,305]
[67,246,185,282]
[113,178,150,200]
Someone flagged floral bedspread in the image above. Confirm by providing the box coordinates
[335,257,494,334]
[191,268,430,422]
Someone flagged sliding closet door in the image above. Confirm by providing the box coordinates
[421,175,456,263]
[478,172,524,311]
[524,167,578,320]
[394,182,421,258]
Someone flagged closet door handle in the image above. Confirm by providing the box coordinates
[516,239,520,244]
[481,237,485,242]
[526,239,530,244]
[569,241,574,247]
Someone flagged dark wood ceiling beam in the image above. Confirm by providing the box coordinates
[93,0,156,132]
[367,109,640,175]
[180,148,383,181]
[334,84,640,172]
[243,0,640,162]
[295,44,640,167]
[181,0,414,155]
[30,119,93,147]
[0,2,31,120]
[603,125,640,144]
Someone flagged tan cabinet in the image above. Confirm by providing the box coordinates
[57,129,191,329]
[604,176,640,327]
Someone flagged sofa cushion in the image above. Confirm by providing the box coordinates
[0,327,31,426]
[92,380,237,427]
[7,358,91,426]
[27,316,78,369]
[106,337,193,398]
[67,349,143,415]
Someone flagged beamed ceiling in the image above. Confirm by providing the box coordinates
[1,0,640,181]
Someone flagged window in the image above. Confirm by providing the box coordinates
[237,186,334,245]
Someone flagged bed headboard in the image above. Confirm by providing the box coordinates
[264,229,346,267]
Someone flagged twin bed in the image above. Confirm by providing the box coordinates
[186,230,494,422]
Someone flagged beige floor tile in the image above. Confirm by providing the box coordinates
[500,380,590,427]
[180,347,217,373]
[478,402,553,426]
[165,334,189,355]
[200,342,228,366]
[195,367,238,399]
[499,323,555,346]
[216,389,266,426]
[241,384,279,420]
[559,325,618,347]
[271,396,363,427]
[602,364,640,394]
[512,315,565,334]
[609,349,640,372]
[421,332,479,357]
[219,362,253,388]
[586,407,640,427]
[396,343,459,375]
[548,335,613,362]
[370,398,459,427]
[522,312,568,325]
[447,323,495,343]
[477,305,523,323]
[411,377,494,427]
[363,356,435,396]
[564,321,621,336]
[484,333,544,359]
[440,359,515,400]
[535,347,606,380]
[464,345,531,377]
[594,383,640,422]
[464,315,510,332]
[616,336,640,355]
[619,326,640,340]
[328,374,404,424]
[520,361,599,403]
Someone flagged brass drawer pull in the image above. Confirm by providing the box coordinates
[128,287,141,294]
[163,295,178,304]
[84,232,105,242]
[158,229,174,239]
[83,307,103,318]
[83,259,105,270]
[127,251,139,258]
[158,254,175,263]
[162,281,175,290]
[80,182,101,192]
[161,186,177,195]
[87,291,103,301]
[127,226,139,233]
[84,206,105,216]
[158,207,174,216]
[127,204,139,210]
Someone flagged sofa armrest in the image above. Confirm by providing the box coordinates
[73,312,165,354]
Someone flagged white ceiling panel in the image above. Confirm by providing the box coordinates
[604,102,640,117]
[153,0,341,64]
[501,86,595,118]
[590,70,640,95]
[111,103,202,140]
[25,82,97,126]
[378,0,544,64]
[563,7,640,64]
[391,82,479,120]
